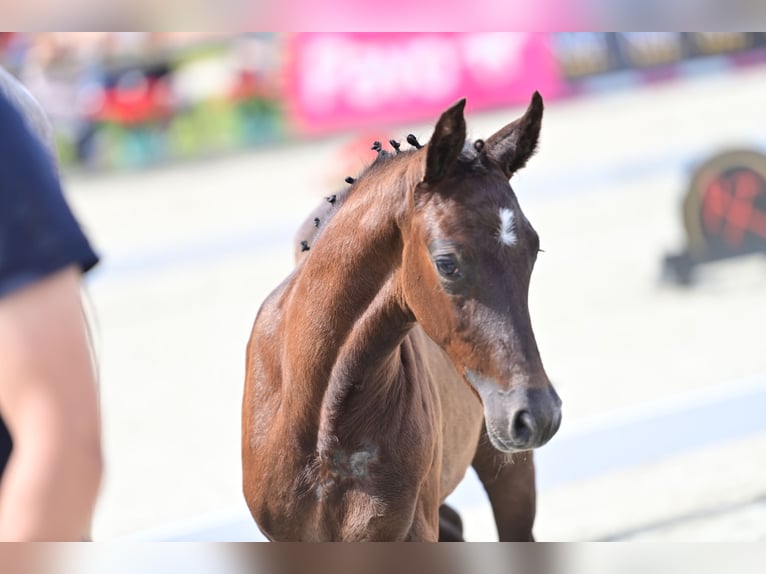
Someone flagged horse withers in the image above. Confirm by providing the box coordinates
[242,93,561,541]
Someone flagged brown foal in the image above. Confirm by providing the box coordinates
[242,93,561,541]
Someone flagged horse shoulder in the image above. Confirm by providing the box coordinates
[243,282,291,454]
[243,281,305,537]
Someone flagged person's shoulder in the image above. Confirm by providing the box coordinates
[0,73,62,206]
[0,67,58,166]
[0,73,99,297]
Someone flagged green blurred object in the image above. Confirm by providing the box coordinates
[58,95,284,171]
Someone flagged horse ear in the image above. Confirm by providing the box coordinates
[424,99,467,184]
[485,91,543,179]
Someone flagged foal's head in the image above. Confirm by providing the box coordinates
[401,93,561,452]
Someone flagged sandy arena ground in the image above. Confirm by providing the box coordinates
[61,64,766,541]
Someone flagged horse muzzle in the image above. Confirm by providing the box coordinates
[466,370,562,452]
[488,386,562,452]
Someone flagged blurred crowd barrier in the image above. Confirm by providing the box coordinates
[2,32,766,171]
[0,33,284,170]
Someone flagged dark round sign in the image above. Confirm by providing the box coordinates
[664,149,766,285]
[684,150,766,260]
[699,165,766,254]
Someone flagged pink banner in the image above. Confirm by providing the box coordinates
[285,33,565,135]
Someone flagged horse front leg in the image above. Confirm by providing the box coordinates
[471,423,537,541]
[438,503,465,541]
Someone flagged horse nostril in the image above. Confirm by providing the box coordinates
[551,408,562,436]
[511,410,535,446]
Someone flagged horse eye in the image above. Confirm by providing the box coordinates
[435,255,460,278]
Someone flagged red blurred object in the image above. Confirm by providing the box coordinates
[229,70,267,101]
[94,76,173,125]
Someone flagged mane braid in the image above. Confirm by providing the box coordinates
[351,145,418,184]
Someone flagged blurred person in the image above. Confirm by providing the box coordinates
[0,68,102,541]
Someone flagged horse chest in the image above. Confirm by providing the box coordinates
[321,444,378,483]
[301,442,423,541]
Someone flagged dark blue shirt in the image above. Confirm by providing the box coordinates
[0,91,99,479]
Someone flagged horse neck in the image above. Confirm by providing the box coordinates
[283,161,419,449]
[315,272,415,453]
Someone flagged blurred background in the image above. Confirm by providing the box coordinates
[3,32,766,541]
